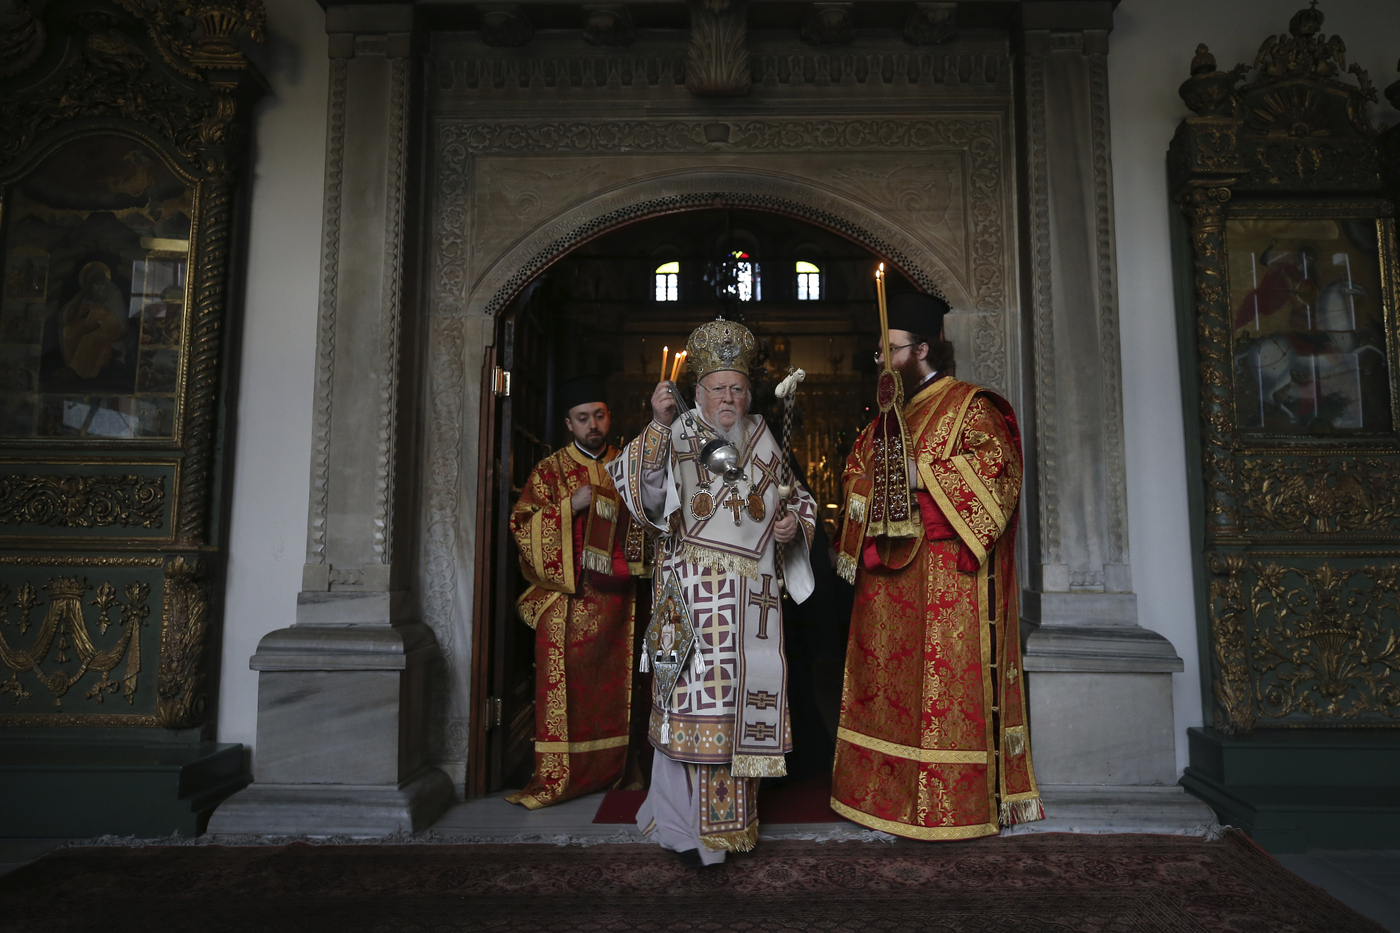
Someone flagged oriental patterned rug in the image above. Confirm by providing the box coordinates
[1,832,1384,933]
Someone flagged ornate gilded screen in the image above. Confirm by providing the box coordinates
[1171,5,1400,735]
[0,3,264,729]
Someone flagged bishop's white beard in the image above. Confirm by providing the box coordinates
[700,412,749,448]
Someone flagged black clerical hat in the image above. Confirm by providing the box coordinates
[558,375,607,414]
[886,291,951,338]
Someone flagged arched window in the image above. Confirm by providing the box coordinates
[731,251,759,302]
[796,261,821,300]
[655,261,679,301]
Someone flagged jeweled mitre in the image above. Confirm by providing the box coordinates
[687,317,757,380]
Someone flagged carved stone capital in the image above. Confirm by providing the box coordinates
[686,0,749,98]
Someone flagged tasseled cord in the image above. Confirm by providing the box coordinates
[639,648,650,673]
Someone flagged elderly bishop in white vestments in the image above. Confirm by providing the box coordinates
[609,318,818,866]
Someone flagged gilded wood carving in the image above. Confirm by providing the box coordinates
[0,1,263,727]
[1174,4,1400,732]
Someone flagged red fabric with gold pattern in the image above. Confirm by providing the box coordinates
[507,445,643,810]
[831,377,1042,840]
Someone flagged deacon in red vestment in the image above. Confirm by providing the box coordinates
[507,376,648,809]
[831,292,1044,840]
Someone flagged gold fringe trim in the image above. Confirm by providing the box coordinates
[870,515,920,539]
[731,754,787,778]
[1003,725,1027,758]
[580,548,614,574]
[836,552,858,585]
[999,795,1045,826]
[594,497,617,522]
[676,542,759,580]
[700,822,759,853]
[847,496,866,524]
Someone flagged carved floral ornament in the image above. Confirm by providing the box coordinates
[0,556,208,727]
[1209,554,1400,732]
[0,0,266,172]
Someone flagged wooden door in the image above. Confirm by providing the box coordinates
[478,283,553,793]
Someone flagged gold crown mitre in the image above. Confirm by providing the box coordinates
[687,317,757,380]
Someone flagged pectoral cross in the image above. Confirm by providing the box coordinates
[722,488,745,526]
[748,573,779,640]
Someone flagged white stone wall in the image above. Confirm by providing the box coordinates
[216,0,327,754]
[216,0,1400,772]
[1110,0,1400,775]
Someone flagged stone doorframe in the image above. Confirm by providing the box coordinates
[425,141,1021,789]
[211,1,1214,836]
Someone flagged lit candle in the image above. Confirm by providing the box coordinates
[660,346,668,382]
[670,350,686,382]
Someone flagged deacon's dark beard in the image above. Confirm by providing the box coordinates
[895,339,955,397]
[577,432,606,453]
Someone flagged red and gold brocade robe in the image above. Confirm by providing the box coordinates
[506,443,648,810]
[830,376,1043,840]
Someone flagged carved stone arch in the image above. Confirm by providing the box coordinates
[462,171,964,321]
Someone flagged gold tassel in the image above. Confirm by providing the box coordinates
[700,823,759,852]
[848,496,866,524]
[998,796,1045,826]
[594,497,617,522]
[580,548,614,574]
[731,754,787,778]
[675,542,759,580]
[836,552,858,585]
[1003,725,1027,758]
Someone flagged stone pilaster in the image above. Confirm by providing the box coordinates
[210,3,451,836]
[1013,2,1212,834]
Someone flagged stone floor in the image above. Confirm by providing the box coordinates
[3,795,1398,933]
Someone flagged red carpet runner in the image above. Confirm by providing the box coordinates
[2,833,1383,933]
[594,773,838,824]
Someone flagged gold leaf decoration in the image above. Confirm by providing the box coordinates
[155,556,209,728]
[0,576,149,706]
[0,474,165,530]
[1238,458,1400,534]
[1251,561,1400,722]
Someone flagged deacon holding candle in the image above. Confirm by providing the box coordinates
[829,273,1044,840]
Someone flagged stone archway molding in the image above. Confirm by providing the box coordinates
[424,152,1013,782]
[467,170,961,321]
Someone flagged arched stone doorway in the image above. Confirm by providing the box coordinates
[470,205,942,791]
[421,160,1022,796]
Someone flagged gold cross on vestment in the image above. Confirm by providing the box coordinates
[748,573,779,640]
[722,488,745,526]
[673,432,708,485]
[751,451,781,498]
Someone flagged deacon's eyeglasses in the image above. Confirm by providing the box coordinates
[873,342,922,362]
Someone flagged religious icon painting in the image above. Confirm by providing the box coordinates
[645,567,696,707]
[1226,215,1393,435]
